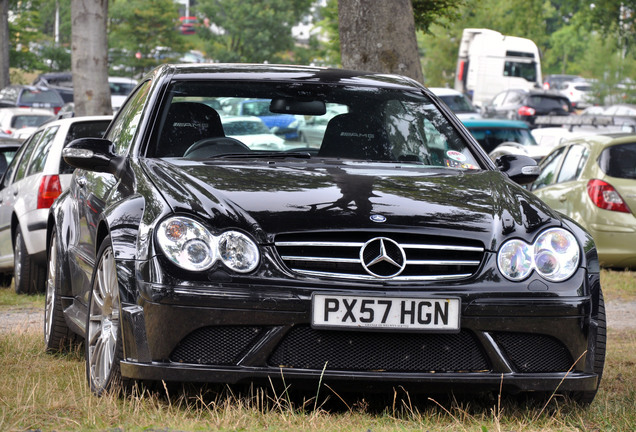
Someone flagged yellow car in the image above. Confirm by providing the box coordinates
[530,133,636,268]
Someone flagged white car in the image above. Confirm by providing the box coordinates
[429,87,482,120]
[0,115,112,293]
[0,107,54,140]
[559,80,594,109]
[221,116,286,150]
[109,77,138,112]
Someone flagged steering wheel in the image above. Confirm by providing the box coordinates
[183,137,251,158]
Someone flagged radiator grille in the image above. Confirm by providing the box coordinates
[275,231,484,282]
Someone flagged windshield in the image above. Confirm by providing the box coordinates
[149,81,483,170]
[466,126,537,154]
[439,94,478,114]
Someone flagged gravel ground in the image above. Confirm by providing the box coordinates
[1,301,635,334]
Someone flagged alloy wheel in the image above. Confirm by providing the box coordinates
[44,234,57,346]
[14,232,22,289]
[86,245,120,392]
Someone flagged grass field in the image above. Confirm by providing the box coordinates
[0,269,634,431]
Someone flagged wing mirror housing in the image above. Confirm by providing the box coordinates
[62,138,123,174]
[496,154,541,185]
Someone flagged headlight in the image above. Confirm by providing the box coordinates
[218,231,260,273]
[156,216,260,273]
[498,228,579,282]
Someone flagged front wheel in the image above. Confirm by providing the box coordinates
[85,236,128,395]
[570,288,606,405]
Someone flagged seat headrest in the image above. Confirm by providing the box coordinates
[318,113,391,160]
[158,102,224,157]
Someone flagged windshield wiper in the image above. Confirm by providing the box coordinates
[208,152,312,159]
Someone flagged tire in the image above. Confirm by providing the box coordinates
[14,226,46,294]
[44,229,78,352]
[85,236,129,395]
[571,288,606,405]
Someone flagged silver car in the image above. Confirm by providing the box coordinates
[0,115,112,293]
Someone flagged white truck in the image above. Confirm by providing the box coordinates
[454,28,542,108]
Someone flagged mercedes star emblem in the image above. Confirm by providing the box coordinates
[360,237,407,278]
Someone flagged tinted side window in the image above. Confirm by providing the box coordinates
[531,146,567,190]
[503,61,537,82]
[1,140,30,188]
[598,142,636,179]
[27,126,60,176]
[556,145,588,183]
[14,130,45,182]
[105,80,151,155]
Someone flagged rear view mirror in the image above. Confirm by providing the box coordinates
[270,98,326,115]
[63,138,122,174]
[496,154,541,185]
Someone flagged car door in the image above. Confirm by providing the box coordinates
[0,131,43,267]
[532,144,590,223]
[68,81,151,301]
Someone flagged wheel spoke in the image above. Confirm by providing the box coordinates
[87,244,120,392]
[44,236,57,342]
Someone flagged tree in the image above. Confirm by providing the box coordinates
[195,0,313,63]
[0,0,9,87]
[338,0,423,82]
[71,0,111,115]
[108,0,186,75]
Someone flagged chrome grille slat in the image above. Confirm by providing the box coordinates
[406,260,481,266]
[275,232,485,282]
[289,268,474,281]
[281,256,361,264]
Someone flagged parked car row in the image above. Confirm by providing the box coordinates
[0,115,112,292]
[29,72,138,112]
[443,85,636,271]
[16,63,603,407]
[0,65,617,408]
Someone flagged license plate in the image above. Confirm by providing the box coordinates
[312,294,460,331]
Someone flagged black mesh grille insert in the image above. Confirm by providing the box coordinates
[493,332,574,373]
[269,326,489,372]
[170,326,262,365]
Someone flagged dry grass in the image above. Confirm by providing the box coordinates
[0,269,634,431]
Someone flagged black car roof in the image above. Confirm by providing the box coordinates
[157,63,425,91]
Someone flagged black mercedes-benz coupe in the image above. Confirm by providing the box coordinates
[44,64,605,403]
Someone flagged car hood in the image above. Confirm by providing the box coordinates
[142,159,560,248]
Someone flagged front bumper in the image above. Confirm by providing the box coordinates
[118,267,601,395]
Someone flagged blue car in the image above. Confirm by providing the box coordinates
[462,118,548,162]
[222,98,298,140]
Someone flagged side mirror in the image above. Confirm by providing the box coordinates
[496,154,541,185]
[62,138,122,174]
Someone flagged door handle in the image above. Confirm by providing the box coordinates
[558,195,567,202]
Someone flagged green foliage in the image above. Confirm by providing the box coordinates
[314,0,340,66]
[108,0,187,75]
[194,0,313,63]
[412,0,465,34]
[8,0,46,71]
